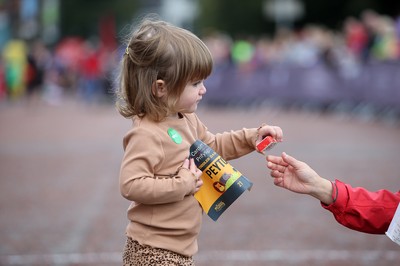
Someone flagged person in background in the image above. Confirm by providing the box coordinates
[266,152,400,234]
[25,40,47,104]
[115,16,283,266]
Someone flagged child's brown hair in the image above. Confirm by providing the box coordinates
[116,17,213,121]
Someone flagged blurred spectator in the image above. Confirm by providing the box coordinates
[25,40,49,104]
[360,9,381,62]
[0,58,6,101]
[0,9,398,115]
[203,32,232,69]
[370,15,399,60]
[79,40,103,103]
[283,26,322,67]
[231,38,256,71]
[343,16,369,61]
[396,14,400,40]
[2,40,27,99]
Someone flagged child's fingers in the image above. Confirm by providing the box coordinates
[274,126,284,142]
[189,158,197,171]
[260,125,283,142]
[194,178,203,193]
[182,158,189,168]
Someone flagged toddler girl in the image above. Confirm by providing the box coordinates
[115,17,283,265]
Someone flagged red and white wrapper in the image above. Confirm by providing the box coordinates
[256,136,277,153]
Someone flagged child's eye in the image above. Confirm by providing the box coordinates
[193,80,202,86]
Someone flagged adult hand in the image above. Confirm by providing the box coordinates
[266,152,333,204]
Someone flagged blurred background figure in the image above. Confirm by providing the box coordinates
[2,39,26,100]
[0,0,398,118]
[25,39,48,105]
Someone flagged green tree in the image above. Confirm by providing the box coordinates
[196,0,272,37]
[195,0,399,37]
[59,0,138,39]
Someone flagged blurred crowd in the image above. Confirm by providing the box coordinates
[204,10,400,77]
[0,9,399,107]
[0,35,118,105]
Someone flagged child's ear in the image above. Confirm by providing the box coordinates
[152,79,167,98]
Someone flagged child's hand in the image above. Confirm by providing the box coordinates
[257,124,283,142]
[182,158,203,194]
[256,124,283,153]
[194,177,203,193]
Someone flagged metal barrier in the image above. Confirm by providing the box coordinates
[204,61,400,110]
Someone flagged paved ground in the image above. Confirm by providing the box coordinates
[0,99,399,266]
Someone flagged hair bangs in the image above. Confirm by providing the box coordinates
[173,30,213,84]
[188,39,213,82]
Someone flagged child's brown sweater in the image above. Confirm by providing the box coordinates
[119,112,258,256]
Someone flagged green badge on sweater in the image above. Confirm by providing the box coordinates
[168,128,182,144]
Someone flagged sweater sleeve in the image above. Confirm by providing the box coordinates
[119,127,197,204]
[321,179,400,234]
[189,113,258,160]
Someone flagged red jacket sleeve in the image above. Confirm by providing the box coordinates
[321,179,400,234]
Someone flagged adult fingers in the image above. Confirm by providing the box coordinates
[267,162,287,173]
[266,155,288,167]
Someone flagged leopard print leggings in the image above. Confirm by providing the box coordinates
[122,237,195,266]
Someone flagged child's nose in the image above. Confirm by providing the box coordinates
[200,85,206,95]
